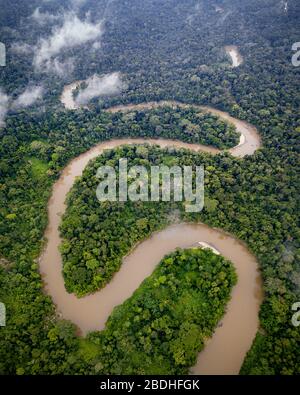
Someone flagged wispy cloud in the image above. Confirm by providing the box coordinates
[12,86,44,109]
[11,43,33,55]
[0,89,9,127]
[75,73,125,105]
[31,7,61,25]
[33,13,103,75]
[47,57,75,77]
[186,2,203,26]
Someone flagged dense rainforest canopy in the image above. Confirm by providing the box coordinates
[0,0,299,375]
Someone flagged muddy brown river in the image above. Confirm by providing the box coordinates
[40,102,263,374]
[106,101,260,157]
[60,93,260,158]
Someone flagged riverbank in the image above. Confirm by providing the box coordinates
[39,136,263,374]
[105,101,261,157]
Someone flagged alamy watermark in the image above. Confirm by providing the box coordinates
[291,302,300,327]
[292,42,300,67]
[0,302,5,327]
[96,159,204,213]
[0,42,6,67]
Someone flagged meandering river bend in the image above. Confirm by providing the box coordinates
[40,101,263,374]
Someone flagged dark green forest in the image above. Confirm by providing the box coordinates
[87,248,237,375]
[0,0,299,375]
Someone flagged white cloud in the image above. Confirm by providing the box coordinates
[92,41,101,50]
[12,86,44,109]
[33,13,103,74]
[0,89,9,127]
[45,57,75,76]
[31,7,61,25]
[75,73,125,105]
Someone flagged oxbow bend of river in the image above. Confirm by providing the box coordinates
[39,99,263,374]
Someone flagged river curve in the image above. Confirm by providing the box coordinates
[40,109,263,374]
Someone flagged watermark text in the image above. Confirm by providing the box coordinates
[96,159,204,213]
